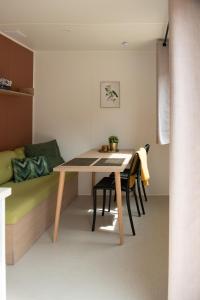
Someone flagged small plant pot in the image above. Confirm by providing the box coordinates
[109,143,118,152]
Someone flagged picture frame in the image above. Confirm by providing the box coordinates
[100,81,120,108]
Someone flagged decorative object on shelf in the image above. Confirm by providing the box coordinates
[100,81,120,108]
[0,78,12,90]
[100,145,109,152]
[108,136,119,152]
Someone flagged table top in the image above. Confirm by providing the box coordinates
[54,149,134,173]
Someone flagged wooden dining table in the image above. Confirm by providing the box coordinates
[53,149,134,245]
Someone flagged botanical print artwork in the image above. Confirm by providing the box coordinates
[100,81,120,108]
[105,85,118,102]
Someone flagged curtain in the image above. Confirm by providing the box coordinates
[169,0,200,299]
[156,39,170,145]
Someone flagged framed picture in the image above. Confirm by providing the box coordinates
[100,81,120,108]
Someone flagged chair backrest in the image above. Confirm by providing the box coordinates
[136,145,150,177]
[128,153,140,188]
[144,144,150,154]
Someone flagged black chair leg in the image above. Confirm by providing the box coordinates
[102,189,106,216]
[137,177,145,215]
[108,190,112,212]
[141,181,148,202]
[133,187,141,217]
[92,189,97,231]
[125,189,135,236]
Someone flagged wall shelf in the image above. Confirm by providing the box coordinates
[0,88,33,97]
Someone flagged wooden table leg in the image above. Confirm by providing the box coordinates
[115,171,124,245]
[91,172,96,195]
[53,171,66,242]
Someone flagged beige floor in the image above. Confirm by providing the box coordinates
[7,195,169,300]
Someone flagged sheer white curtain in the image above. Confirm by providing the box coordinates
[156,39,170,145]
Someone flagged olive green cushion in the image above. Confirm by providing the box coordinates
[25,140,64,171]
[14,147,26,159]
[0,147,25,184]
[3,172,76,224]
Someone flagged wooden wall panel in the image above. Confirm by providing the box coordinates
[0,34,33,151]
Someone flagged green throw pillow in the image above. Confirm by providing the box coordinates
[12,156,50,183]
[24,140,64,171]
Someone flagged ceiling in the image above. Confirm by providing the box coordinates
[0,0,168,51]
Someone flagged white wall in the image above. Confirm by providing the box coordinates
[34,50,169,195]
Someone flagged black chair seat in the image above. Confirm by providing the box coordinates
[120,178,131,191]
[109,168,129,180]
[94,177,129,192]
[94,177,115,190]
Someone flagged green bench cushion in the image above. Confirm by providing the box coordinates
[2,172,76,225]
[0,147,25,184]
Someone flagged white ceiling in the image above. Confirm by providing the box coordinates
[0,0,168,51]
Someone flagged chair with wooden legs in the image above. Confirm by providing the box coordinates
[92,153,141,236]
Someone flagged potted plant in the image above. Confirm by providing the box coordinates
[108,136,119,152]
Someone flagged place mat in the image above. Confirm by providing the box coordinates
[62,158,98,166]
[94,158,125,167]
